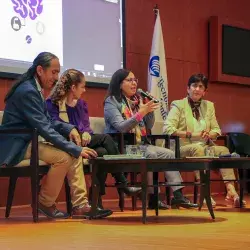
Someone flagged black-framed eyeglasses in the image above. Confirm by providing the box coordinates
[124,78,139,84]
[190,82,206,90]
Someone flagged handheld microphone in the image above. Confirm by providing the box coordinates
[137,88,160,103]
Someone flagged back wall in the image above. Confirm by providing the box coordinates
[0,0,249,206]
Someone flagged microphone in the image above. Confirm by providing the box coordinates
[137,88,160,103]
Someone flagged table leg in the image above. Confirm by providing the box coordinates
[90,162,100,218]
[153,171,159,216]
[199,170,205,211]
[200,169,215,219]
[141,163,148,224]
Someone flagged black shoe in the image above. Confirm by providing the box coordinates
[38,202,69,219]
[72,203,113,219]
[171,197,198,209]
[148,200,170,210]
[148,194,169,210]
[92,208,113,219]
[122,186,142,196]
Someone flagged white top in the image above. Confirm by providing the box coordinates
[180,107,207,147]
[191,115,207,145]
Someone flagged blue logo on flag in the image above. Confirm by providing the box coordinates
[149,56,160,77]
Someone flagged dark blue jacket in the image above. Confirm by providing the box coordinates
[0,78,82,167]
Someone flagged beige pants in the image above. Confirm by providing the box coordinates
[23,142,88,207]
[180,144,236,182]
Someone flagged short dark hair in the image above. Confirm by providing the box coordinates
[105,68,131,102]
[188,73,208,89]
[5,52,58,102]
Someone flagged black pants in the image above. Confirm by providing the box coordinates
[88,134,127,195]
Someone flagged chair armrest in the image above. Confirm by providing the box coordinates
[170,135,181,158]
[217,134,228,140]
[0,128,33,134]
[216,134,229,147]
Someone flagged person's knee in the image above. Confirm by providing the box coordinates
[158,148,175,159]
[56,152,83,169]
[104,134,112,140]
[53,151,75,169]
[146,150,157,158]
[165,149,175,159]
[193,145,205,156]
[215,146,229,155]
[103,134,114,144]
[95,147,108,157]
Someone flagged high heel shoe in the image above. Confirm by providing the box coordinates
[225,195,246,208]
[203,196,216,208]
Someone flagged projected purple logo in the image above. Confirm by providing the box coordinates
[26,35,32,44]
[11,0,43,20]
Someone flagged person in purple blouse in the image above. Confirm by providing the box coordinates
[46,69,141,208]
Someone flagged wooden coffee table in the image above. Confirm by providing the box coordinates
[89,157,214,224]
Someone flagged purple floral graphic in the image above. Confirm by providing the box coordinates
[11,0,43,20]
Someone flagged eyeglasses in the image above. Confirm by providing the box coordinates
[190,83,206,90]
[124,78,139,84]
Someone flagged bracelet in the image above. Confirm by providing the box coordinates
[186,131,192,139]
[134,112,143,122]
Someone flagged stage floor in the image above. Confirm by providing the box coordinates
[1,195,250,250]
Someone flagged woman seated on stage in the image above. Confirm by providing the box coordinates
[46,69,141,209]
[103,68,198,209]
[164,73,246,208]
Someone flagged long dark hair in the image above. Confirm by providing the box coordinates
[104,68,130,103]
[49,69,85,105]
[4,52,58,102]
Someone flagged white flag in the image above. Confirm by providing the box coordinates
[147,11,168,126]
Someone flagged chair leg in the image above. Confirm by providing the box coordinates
[240,169,247,208]
[130,172,137,211]
[132,196,137,211]
[165,186,171,205]
[193,177,198,204]
[88,186,92,204]
[31,175,39,223]
[117,188,125,212]
[5,176,18,218]
[153,172,159,216]
[64,178,72,215]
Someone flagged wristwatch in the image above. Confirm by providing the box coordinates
[186,131,192,139]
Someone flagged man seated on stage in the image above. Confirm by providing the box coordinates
[0,52,112,220]
[163,73,246,208]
